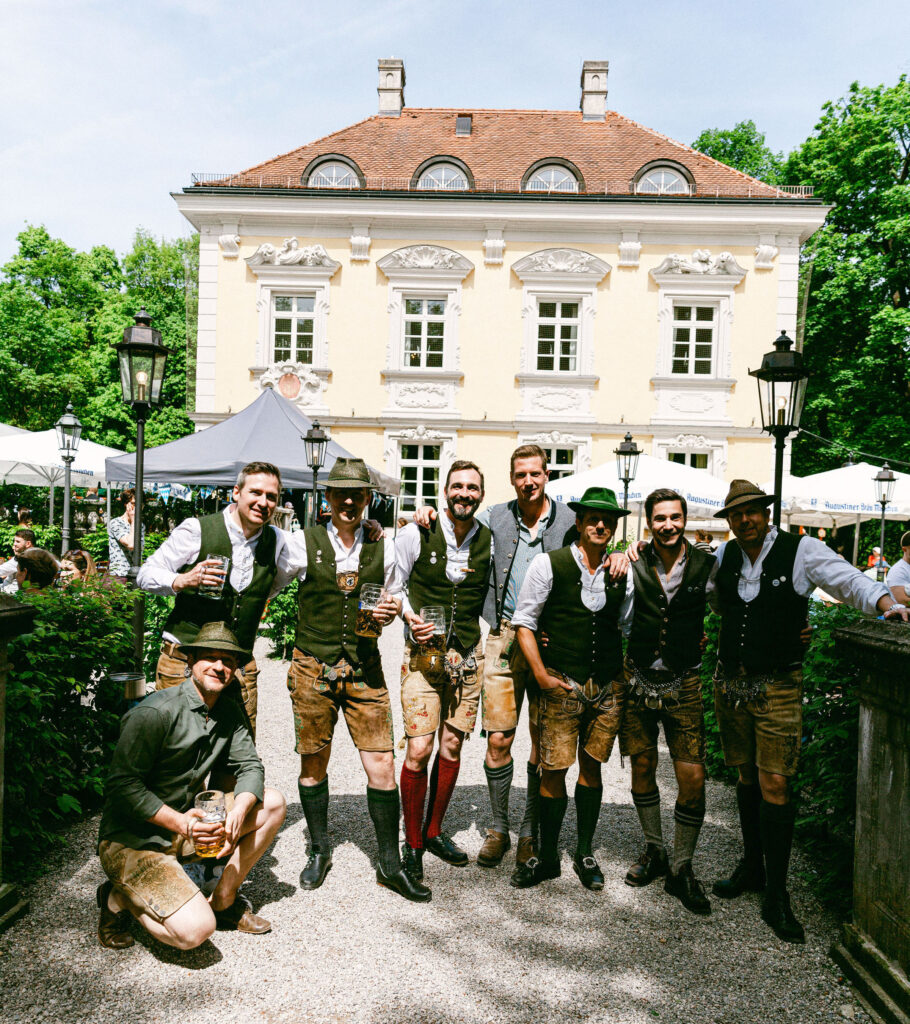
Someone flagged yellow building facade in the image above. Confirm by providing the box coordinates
[174,59,828,510]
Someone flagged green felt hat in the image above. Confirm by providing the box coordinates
[567,486,631,518]
[179,622,251,663]
[325,457,372,490]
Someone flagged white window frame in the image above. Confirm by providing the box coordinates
[652,433,727,479]
[271,294,317,364]
[417,163,468,191]
[667,449,711,470]
[636,167,691,195]
[525,165,579,193]
[383,425,458,513]
[307,161,360,188]
[669,302,718,378]
[534,298,581,373]
[517,430,593,476]
[398,441,443,511]
[402,296,448,369]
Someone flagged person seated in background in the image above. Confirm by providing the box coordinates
[59,549,98,584]
[865,545,890,571]
[887,531,910,605]
[96,622,286,951]
[15,548,59,591]
[1,528,36,592]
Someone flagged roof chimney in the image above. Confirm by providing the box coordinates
[378,58,405,117]
[580,60,608,122]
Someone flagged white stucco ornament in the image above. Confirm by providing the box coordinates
[513,248,611,275]
[218,234,241,258]
[754,244,779,269]
[650,250,747,278]
[259,363,326,405]
[379,245,472,271]
[246,238,338,268]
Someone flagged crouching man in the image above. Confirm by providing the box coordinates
[96,623,286,950]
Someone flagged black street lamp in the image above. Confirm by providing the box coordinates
[115,309,169,668]
[873,463,897,583]
[303,420,329,526]
[748,330,810,528]
[614,431,641,544]
[54,400,82,553]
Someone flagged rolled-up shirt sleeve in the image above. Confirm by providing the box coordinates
[270,527,308,597]
[797,537,889,614]
[104,706,169,822]
[395,525,422,618]
[136,519,201,595]
[383,538,402,597]
[510,553,554,631]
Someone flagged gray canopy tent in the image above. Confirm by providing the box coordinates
[104,389,400,493]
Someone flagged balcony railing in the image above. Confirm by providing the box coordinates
[190,172,813,199]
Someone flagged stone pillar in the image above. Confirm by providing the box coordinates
[832,619,910,1024]
[0,594,36,933]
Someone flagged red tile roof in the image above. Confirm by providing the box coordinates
[194,108,803,199]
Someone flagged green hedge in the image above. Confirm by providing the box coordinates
[0,522,61,555]
[699,602,864,914]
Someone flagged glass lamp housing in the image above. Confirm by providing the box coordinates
[116,309,168,407]
[614,432,641,483]
[304,420,329,471]
[55,401,83,454]
[749,331,810,433]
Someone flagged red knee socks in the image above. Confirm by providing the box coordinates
[425,755,460,840]
[399,764,428,849]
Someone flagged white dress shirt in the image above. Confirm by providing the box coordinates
[284,521,400,593]
[0,556,17,582]
[511,543,634,632]
[710,527,889,615]
[395,513,491,618]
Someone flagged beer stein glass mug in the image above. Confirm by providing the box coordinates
[356,583,387,638]
[193,790,226,858]
[419,605,447,652]
[199,555,230,599]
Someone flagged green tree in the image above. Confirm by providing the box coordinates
[691,119,785,184]
[785,77,910,475]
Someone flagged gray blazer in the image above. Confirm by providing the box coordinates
[482,498,577,627]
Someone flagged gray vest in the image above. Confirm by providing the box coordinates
[482,498,577,626]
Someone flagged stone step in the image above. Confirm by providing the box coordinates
[0,883,29,934]
[831,924,910,1024]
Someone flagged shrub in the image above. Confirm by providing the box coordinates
[0,522,61,555]
[4,578,137,879]
[261,580,299,660]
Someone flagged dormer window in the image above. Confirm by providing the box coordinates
[635,164,692,195]
[417,162,469,191]
[525,164,579,193]
[304,157,362,189]
[455,114,472,136]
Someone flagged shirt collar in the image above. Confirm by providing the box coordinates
[223,505,262,544]
[180,676,210,714]
[571,541,608,573]
[440,510,478,548]
[326,520,363,547]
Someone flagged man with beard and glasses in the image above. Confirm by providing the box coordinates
[511,487,633,891]
[622,488,715,915]
[395,461,492,888]
[708,480,908,944]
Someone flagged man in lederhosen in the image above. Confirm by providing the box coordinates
[710,480,908,942]
[138,462,289,737]
[285,458,429,902]
[622,488,714,914]
[511,486,633,890]
[395,460,492,890]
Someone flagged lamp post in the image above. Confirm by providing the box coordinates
[748,330,810,528]
[54,401,82,553]
[873,463,897,583]
[115,309,169,669]
[614,431,641,544]
[303,420,329,526]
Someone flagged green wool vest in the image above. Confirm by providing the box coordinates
[538,545,625,684]
[294,525,385,667]
[164,513,278,652]
[627,541,715,672]
[715,529,808,674]
[406,519,492,650]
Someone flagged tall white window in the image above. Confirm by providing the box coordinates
[668,451,709,469]
[542,446,576,480]
[671,305,716,376]
[403,298,446,369]
[273,295,315,363]
[536,300,579,372]
[399,443,441,510]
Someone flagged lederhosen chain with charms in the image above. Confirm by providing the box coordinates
[714,529,808,707]
[629,665,687,710]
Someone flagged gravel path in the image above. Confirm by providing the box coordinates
[0,632,868,1024]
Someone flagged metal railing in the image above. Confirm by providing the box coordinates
[190,172,813,199]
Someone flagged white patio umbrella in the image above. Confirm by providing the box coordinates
[546,453,728,518]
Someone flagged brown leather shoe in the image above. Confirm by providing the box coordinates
[477,829,511,868]
[515,836,536,867]
[213,895,271,934]
[625,844,669,887]
[97,882,134,950]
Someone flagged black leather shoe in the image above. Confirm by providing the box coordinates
[664,862,711,915]
[761,889,805,944]
[573,855,605,891]
[423,833,468,866]
[509,856,561,889]
[401,843,425,882]
[300,851,333,890]
[712,858,765,899]
[376,866,432,903]
[625,844,668,887]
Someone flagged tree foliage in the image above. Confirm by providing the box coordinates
[0,226,197,451]
[785,77,910,474]
[691,119,785,184]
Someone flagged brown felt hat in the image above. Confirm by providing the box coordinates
[180,622,251,663]
[324,457,372,490]
[713,479,776,519]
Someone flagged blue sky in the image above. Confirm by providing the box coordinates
[2,0,908,264]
